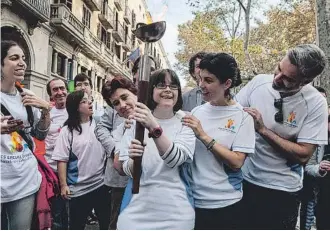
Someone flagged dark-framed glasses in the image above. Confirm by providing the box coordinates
[155,83,179,90]
[274,98,283,123]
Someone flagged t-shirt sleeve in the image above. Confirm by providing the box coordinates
[234,75,260,107]
[52,127,70,162]
[174,124,196,162]
[297,97,328,145]
[232,113,255,155]
[118,124,135,162]
[113,122,125,156]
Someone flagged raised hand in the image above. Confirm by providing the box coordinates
[133,102,159,130]
[182,114,206,139]
[21,91,50,110]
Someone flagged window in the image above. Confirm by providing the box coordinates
[123,51,127,63]
[67,59,73,80]
[97,23,101,40]
[81,66,87,74]
[82,5,91,29]
[125,25,129,43]
[97,76,102,92]
[55,0,72,10]
[132,11,136,28]
[115,43,121,60]
[100,26,111,49]
[56,53,66,76]
[132,34,136,47]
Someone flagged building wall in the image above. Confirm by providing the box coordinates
[1,5,51,99]
[1,0,170,102]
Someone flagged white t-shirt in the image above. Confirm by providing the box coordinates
[45,107,68,172]
[117,116,196,230]
[52,120,106,197]
[1,91,42,203]
[235,74,328,192]
[190,103,255,209]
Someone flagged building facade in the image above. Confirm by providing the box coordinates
[1,0,171,103]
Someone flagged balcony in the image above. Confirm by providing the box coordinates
[123,6,131,25]
[114,0,124,11]
[50,4,85,44]
[15,0,50,22]
[98,5,114,29]
[112,21,124,42]
[122,34,131,51]
[83,0,101,11]
[84,28,102,56]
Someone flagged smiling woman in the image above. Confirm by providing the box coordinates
[181,53,256,230]
[112,70,196,230]
[0,40,51,229]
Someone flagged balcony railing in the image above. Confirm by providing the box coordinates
[114,0,124,11]
[50,4,85,36]
[98,5,114,29]
[124,6,131,24]
[85,28,102,51]
[50,4,101,54]
[16,0,50,22]
[112,21,124,42]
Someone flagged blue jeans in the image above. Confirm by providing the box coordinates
[1,193,36,230]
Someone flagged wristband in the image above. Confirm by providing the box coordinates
[206,139,216,151]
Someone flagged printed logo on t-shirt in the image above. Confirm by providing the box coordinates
[219,119,236,133]
[284,111,298,128]
[9,132,28,153]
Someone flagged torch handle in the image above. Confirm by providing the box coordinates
[132,80,149,194]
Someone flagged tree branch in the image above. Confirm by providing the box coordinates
[236,0,247,12]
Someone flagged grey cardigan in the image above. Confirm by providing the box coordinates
[182,87,203,112]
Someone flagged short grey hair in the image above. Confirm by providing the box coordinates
[287,44,327,81]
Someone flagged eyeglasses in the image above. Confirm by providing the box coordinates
[154,83,179,90]
[274,98,283,123]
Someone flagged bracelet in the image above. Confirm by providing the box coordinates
[206,139,216,151]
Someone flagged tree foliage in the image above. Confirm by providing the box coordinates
[177,0,316,84]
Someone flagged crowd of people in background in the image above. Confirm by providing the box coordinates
[1,39,330,230]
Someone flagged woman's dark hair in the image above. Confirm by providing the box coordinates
[199,53,242,97]
[101,76,137,107]
[147,69,183,112]
[64,90,91,134]
[189,52,207,79]
[1,40,19,66]
[74,73,93,88]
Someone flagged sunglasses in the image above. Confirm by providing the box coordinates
[274,98,283,123]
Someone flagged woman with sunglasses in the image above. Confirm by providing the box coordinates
[1,40,50,229]
[114,69,196,230]
[182,53,255,229]
[52,90,111,230]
